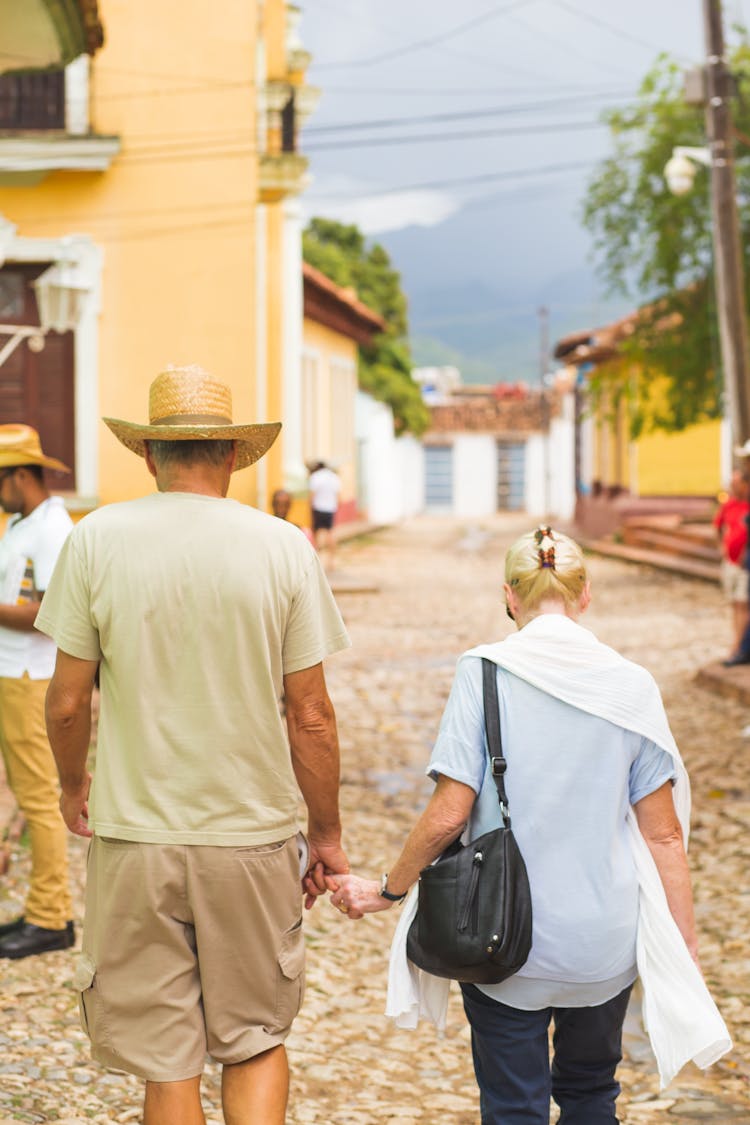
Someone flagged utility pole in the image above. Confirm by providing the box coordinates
[703,0,750,446]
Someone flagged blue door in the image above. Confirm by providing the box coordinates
[497,441,525,511]
[424,445,453,511]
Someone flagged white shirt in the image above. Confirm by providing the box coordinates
[0,496,73,679]
[309,468,340,513]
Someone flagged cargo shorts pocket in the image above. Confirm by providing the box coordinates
[73,953,105,1042]
[269,919,305,1033]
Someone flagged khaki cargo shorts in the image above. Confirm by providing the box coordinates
[73,835,304,1082]
[720,559,748,603]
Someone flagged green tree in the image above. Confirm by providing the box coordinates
[582,43,750,434]
[302,218,428,435]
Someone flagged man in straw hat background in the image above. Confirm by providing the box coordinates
[0,425,74,960]
[36,365,351,1124]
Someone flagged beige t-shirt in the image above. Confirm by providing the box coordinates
[36,492,350,845]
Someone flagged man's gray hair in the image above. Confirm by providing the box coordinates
[147,439,235,468]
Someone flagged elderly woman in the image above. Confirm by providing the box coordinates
[328,527,727,1124]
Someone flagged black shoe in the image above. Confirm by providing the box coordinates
[722,653,750,667]
[0,921,75,960]
[0,915,25,938]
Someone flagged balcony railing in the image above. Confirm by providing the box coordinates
[0,71,65,131]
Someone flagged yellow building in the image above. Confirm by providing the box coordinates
[0,1,318,513]
[555,315,725,501]
[300,262,385,526]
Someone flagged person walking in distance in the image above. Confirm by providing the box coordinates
[0,425,74,960]
[308,460,340,570]
[37,366,351,1125]
[713,469,750,661]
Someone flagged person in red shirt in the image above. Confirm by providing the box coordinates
[714,469,750,659]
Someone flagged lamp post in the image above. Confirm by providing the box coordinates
[664,1,750,449]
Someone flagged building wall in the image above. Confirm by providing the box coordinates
[301,316,358,521]
[0,0,262,507]
[584,365,722,497]
[453,434,496,517]
[355,391,423,523]
[635,419,722,495]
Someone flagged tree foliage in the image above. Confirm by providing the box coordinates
[582,43,750,433]
[302,217,429,436]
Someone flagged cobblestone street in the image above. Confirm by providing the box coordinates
[1,514,749,1124]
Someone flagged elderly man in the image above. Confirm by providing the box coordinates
[36,366,350,1125]
[0,425,74,960]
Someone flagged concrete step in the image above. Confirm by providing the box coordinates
[583,538,720,582]
[621,526,721,563]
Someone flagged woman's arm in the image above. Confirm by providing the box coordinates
[634,781,700,966]
[331,774,476,919]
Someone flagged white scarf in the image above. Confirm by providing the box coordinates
[386,614,731,1089]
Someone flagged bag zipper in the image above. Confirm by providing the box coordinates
[458,849,484,932]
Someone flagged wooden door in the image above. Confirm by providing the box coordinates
[0,264,75,489]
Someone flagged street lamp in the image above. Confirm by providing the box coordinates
[664,146,712,195]
[32,259,90,334]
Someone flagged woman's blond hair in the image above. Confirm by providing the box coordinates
[505,526,588,613]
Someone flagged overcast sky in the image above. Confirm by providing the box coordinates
[298,0,742,234]
[296,1,748,373]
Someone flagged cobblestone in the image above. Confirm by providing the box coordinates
[0,513,748,1122]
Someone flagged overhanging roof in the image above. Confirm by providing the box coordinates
[303,262,386,346]
[0,0,104,75]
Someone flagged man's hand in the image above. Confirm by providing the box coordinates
[302,838,349,910]
[60,773,93,838]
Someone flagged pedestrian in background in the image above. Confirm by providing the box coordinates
[37,366,351,1125]
[308,460,340,570]
[0,425,74,961]
[330,527,729,1123]
[713,469,750,661]
[272,487,314,544]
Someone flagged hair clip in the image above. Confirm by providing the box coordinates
[538,547,556,570]
[534,525,554,546]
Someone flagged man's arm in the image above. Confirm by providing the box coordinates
[0,600,42,631]
[45,650,99,838]
[634,780,700,966]
[283,662,349,907]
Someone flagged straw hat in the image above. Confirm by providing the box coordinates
[103,365,281,471]
[0,424,71,473]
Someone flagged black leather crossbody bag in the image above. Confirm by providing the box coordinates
[406,657,533,983]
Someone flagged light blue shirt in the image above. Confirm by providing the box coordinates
[427,656,676,1009]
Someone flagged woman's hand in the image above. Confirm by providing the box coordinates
[327,874,395,920]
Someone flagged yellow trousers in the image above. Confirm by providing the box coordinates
[0,674,72,929]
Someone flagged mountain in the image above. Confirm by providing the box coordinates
[376,185,633,383]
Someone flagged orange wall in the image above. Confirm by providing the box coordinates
[0,0,261,506]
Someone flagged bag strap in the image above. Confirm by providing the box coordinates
[481,657,511,827]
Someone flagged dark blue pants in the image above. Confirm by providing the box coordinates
[460,983,633,1125]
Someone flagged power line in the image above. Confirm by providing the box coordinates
[504,9,632,77]
[547,0,691,58]
[91,79,253,101]
[305,117,606,152]
[303,90,631,135]
[306,158,597,200]
[96,65,252,89]
[116,146,256,165]
[313,0,536,69]
[316,82,633,97]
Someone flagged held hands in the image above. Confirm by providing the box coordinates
[302,837,350,911]
[326,874,394,920]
